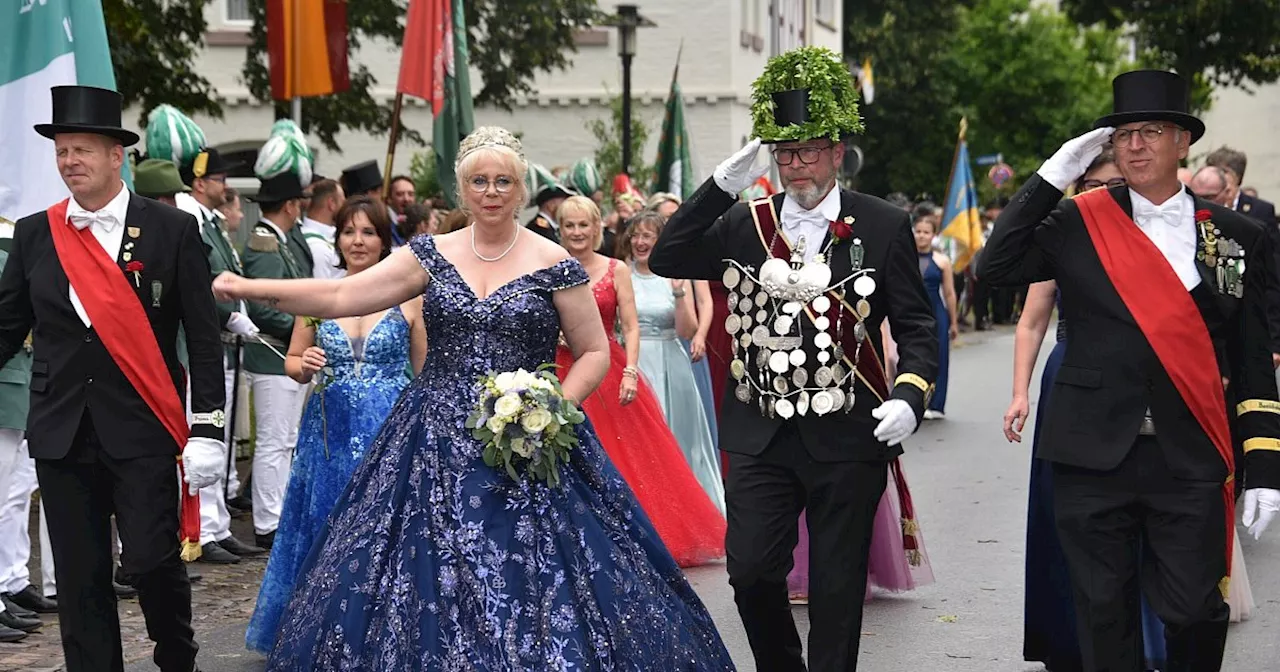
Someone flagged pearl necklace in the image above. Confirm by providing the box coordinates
[471,222,520,262]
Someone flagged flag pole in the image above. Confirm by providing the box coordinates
[291,0,302,125]
[942,116,966,206]
[383,93,405,201]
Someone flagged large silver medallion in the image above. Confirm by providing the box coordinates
[723,267,741,288]
[725,314,742,334]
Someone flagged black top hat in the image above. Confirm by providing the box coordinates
[250,172,309,203]
[1094,70,1205,144]
[341,160,384,196]
[35,86,139,147]
[179,147,244,184]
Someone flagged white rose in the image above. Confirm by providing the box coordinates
[520,408,554,434]
[513,370,537,388]
[494,393,523,420]
[510,437,534,458]
[529,377,555,393]
[494,371,517,392]
[486,416,507,435]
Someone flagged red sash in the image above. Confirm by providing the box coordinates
[1075,189,1234,580]
[749,197,923,563]
[46,200,203,560]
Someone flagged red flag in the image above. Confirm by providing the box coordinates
[398,0,452,113]
[267,0,351,100]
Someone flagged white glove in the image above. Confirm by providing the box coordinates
[871,399,917,446]
[181,437,226,496]
[713,139,770,197]
[1037,127,1115,192]
[225,311,259,337]
[1241,488,1280,540]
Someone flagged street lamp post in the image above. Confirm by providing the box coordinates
[606,5,655,177]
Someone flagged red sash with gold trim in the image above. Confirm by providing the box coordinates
[748,197,923,563]
[1074,189,1234,578]
[46,200,202,559]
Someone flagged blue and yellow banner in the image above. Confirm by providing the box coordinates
[940,118,983,271]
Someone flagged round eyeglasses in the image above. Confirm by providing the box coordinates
[467,176,516,194]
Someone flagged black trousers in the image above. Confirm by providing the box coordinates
[35,415,197,672]
[725,422,888,672]
[1053,437,1229,672]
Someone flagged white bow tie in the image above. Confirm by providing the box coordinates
[1133,199,1184,228]
[69,210,119,232]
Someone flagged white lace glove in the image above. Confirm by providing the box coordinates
[1037,127,1115,192]
[1241,488,1280,540]
[225,311,259,337]
[181,438,226,496]
[713,139,770,197]
[871,399,917,446]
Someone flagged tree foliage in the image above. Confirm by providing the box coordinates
[1061,0,1280,110]
[843,0,1126,200]
[104,0,221,127]
[586,95,654,198]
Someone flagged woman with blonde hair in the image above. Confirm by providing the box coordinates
[553,195,726,566]
[618,212,725,513]
[214,127,733,669]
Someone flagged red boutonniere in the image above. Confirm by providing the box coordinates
[1195,208,1212,223]
[125,260,144,288]
[830,216,855,243]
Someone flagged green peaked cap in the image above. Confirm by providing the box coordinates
[750,45,865,143]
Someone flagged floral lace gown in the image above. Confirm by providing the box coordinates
[246,306,410,652]
[265,236,735,671]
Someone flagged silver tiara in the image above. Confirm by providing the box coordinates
[456,126,525,167]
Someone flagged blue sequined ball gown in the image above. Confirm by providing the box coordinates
[246,307,411,652]
[265,236,735,671]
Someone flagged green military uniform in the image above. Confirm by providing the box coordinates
[241,221,306,376]
[286,224,314,279]
[0,248,31,432]
[199,212,245,364]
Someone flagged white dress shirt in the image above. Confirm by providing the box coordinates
[778,185,843,263]
[1130,188,1200,291]
[174,191,217,227]
[300,217,345,279]
[65,184,132,328]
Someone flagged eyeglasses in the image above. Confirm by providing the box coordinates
[1111,124,1173,146]
[1080,177,1127,191]
[770,143,832,166]
[467,175,516,194]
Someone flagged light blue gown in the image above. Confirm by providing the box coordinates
[631,267,725,514]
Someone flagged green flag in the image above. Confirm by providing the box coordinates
[1,0,127,223]
[434,0,476,209]
[651,57,695,199]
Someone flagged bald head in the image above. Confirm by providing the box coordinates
[1191,166,1231,206]
[1177,167,1193,186]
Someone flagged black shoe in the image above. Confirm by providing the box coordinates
[6,585,57,614]
[186,566,203,584]
[0,623,26,642]
[0,595,35,619]
[198,541,241,564]
[114,581,138,599]
[0,609,41,632]
[114,565,132,587]
[255,531,275,550]
[219,535,267,557]
[227,494,253,511]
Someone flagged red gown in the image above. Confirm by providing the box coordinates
[556,259,726,567]
[705,280,734,477]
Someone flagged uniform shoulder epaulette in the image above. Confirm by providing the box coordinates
[248,226,280,253]
[534,216,551,229]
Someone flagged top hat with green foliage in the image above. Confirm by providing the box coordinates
[750,46,865,144]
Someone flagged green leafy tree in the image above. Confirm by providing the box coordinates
[949,0,1126,202]
[586,94,654,197]
[843,0,969,199]
[409,148,442,201]
[1062,0,1280,112]
[241,0,601,152]
[104,0,221,127]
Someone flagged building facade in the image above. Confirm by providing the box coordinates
[125,1,845,201]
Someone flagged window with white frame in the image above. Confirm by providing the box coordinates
[225,0,252,24]
[815,0,835,27]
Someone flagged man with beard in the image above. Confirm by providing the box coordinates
[651,45,937,671]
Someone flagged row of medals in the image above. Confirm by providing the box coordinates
[721,265,873,419]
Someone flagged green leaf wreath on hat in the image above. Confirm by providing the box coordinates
[750,45,865,143]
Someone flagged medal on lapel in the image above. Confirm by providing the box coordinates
[127,226,141,239]
[152,280,163,308]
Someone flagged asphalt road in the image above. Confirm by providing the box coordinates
[11,326,1276,671]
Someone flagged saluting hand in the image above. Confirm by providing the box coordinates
[1037,127,1114,192]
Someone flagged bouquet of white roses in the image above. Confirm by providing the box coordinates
[465,366,587,487]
